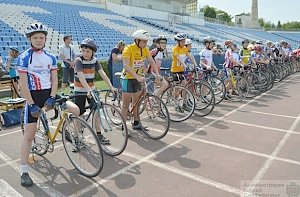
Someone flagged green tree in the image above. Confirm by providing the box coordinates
[216,10,233,23]
[201,5,216,18]
[258,18,265,27]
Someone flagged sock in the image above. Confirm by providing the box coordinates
[20,165,29,175]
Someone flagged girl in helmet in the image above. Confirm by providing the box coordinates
[121,29,161,130]
[146,35,168,97]
[250,45,270,65]
[171,33,197,82]
[200,37,216,71]
[18,23,58,187]
[5,47,20,96]
[73,38,116,145]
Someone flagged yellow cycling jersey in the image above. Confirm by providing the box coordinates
[171,45,189,73]
[122,43,150,79]
[239,48,251,65]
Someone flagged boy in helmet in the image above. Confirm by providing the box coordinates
[18,23,58,187]
[121,29,161,130]
[73,38,116,144]
[200,36,216,71]
[239,39,251,65]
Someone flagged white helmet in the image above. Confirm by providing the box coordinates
[174,33,187,41]
[132,29,150,40]
[25,23,48,37]
[185,39,192,46]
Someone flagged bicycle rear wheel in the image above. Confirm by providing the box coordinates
[32,119,49,156]
[92,103,128,156]
[192,81,215,117]
[62,115,103,177]
[138,94,170,139]
[161,85,195,122]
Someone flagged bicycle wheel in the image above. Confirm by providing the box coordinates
[226,76,249,102]
[245,73,262,98]
[91,103,128,156]
[161,85,195,122]
[62,115,103,177]
[30,116,50,156]
[207,76,226,105]
[137,94,170,139]
[192,81,215,117]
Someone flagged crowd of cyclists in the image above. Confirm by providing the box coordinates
[1,22,299,187]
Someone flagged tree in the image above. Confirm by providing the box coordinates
[201,5,216,18]
[258,18,265,27]
[277,20,282,29]
[216,10,233,23]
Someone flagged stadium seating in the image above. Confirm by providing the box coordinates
[0,0,299,61]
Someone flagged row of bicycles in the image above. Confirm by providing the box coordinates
[21,56,300,178]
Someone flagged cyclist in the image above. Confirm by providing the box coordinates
[171,33,197,84]
[73,38,116,144]
[185,38,198,72]
[18,23,58,187]
[250,44,270,65]
[147,35,168,97]
[239,39,251,65]
[5,47,20,96]
[200,36,216,71]
[224,40,240,97]
[121,29,161,130]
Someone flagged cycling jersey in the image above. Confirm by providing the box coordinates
[282,47,292,56]
[74,56,101,93]
[17,49,57,90]
[225,48,234,68]
[239,48,251,65]
[171,45,189,73]
[122,43,150,79]
[199,48,213,68]
[149,48,164,73]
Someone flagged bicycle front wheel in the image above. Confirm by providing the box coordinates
[92,103,128,156]
[138,94,170,140]
[62,115,103,177]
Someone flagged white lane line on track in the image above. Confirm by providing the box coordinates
[238,110,298,119]
[244,113,300,196]
[0,179,23,197]
[71,67,300,197]
[0,150,66,197]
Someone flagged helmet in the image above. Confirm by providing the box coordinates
[279,40,287,45]
[266,40,273,45]
[203,36,215,44]
[174,33,187,41]
[25,23,48,37]
[80,38,97,52]
[256,40,263,45]
[9,47,19,53]
[156,35,167,43]
[253,44,263,52]
[224,40,233,47]
[132,29,150,40]
[242,39,250,44]
[185,39,192,46]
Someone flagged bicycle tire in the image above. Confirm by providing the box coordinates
[161,85,195,122]
[91,103,128,156]
[62,115,103,177]
[137,94,170,139]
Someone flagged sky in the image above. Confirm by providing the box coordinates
[198,0,300,23]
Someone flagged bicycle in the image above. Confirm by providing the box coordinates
[105,73,170,140]
[84,90,128,157]
[20,95,104,177]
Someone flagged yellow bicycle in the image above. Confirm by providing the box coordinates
[20,95,104,177]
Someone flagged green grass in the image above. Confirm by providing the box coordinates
[60,80,110,94]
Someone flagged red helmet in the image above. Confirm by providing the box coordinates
[224,40,233,47]
[253,44,263,52]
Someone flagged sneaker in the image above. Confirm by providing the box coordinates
[21,173,33,187]
[175,106,184,113]
[97,133,111,145]
[132,123,149,131]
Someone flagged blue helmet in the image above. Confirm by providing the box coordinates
[9,47,19,53]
